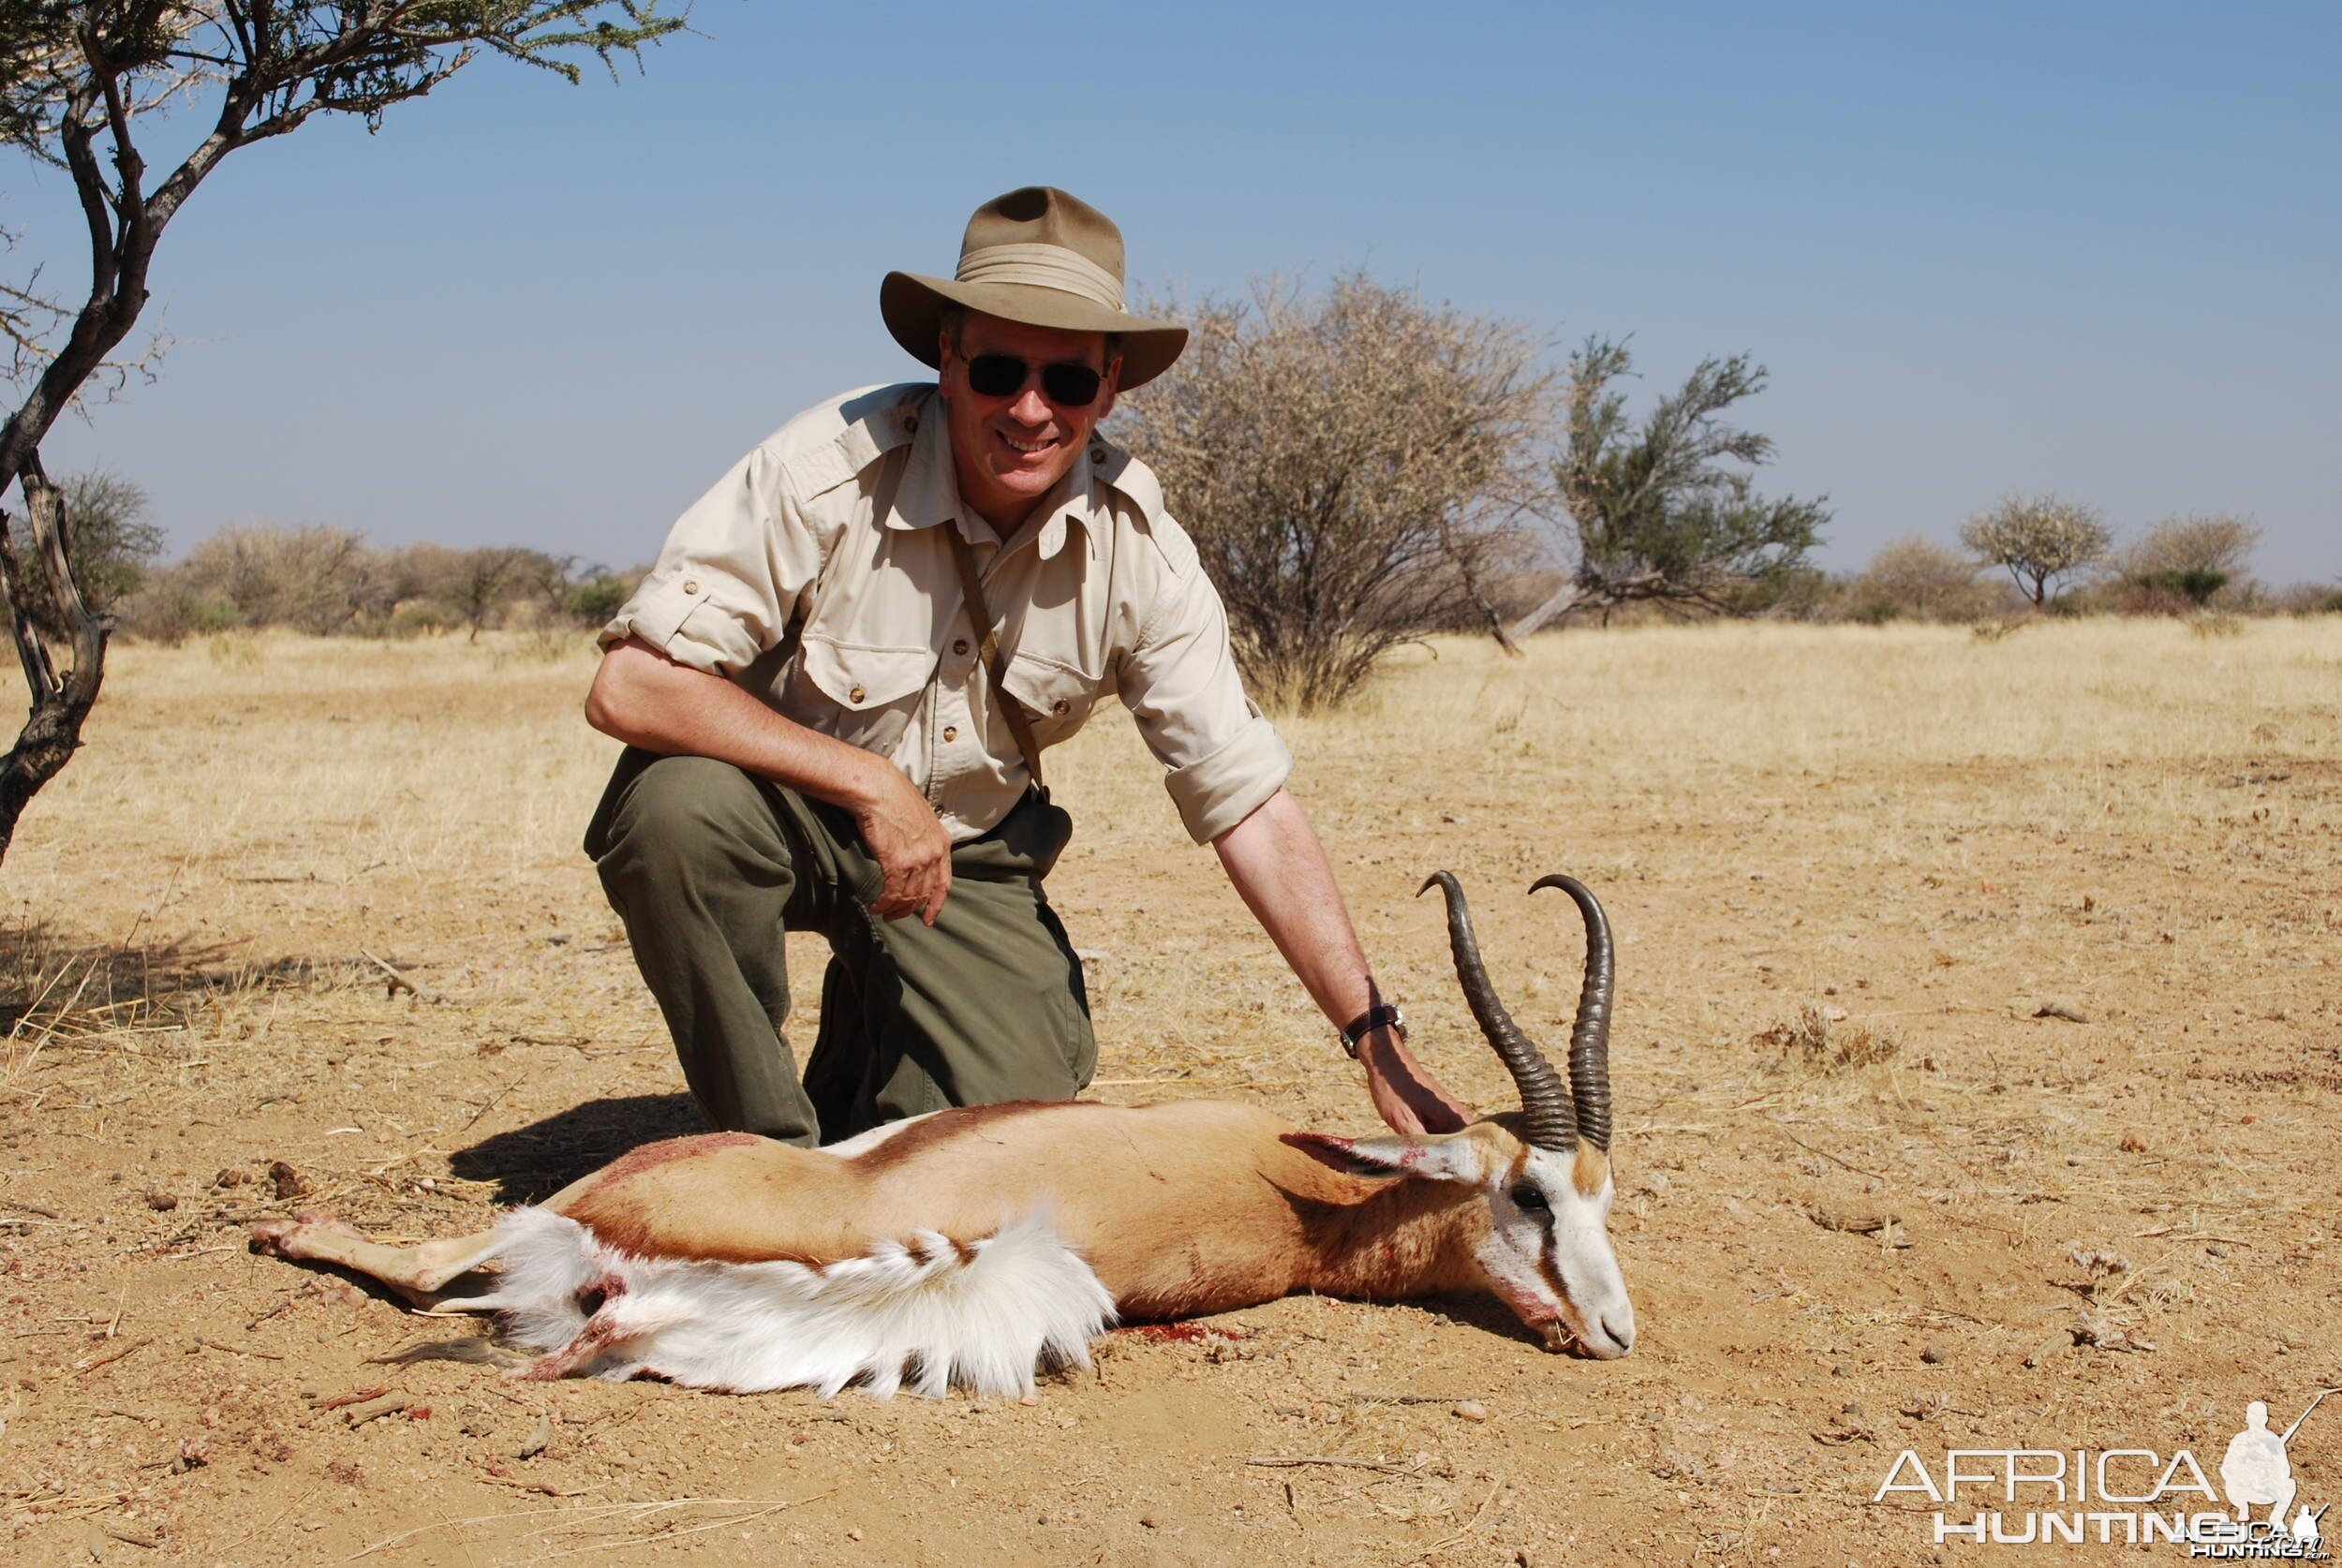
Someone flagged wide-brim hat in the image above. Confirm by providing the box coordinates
[882,185,1188,390]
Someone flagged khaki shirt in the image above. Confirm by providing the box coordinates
[600,383,1291,845]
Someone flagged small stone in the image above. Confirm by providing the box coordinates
[1920,1345,1945,1365]
[1017,1393,1039,1406]
[845,1527,863,1542]
[143,1190,178,1212]
[1453,1400,1489,1423]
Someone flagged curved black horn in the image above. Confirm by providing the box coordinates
[1529,874,1614,1151]
[1417,872,1575,1149]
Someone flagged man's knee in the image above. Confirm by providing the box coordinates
[592,753,788,889]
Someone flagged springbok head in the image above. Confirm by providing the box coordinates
[1297,873,1634,1358]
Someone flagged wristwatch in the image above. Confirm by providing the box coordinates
[1340,1003,1407,1058]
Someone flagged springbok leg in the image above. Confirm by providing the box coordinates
[249,1213,509,1311]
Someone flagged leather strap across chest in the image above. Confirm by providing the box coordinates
[941,522,1046,791]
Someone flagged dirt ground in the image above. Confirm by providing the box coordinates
[1,617,2337,1566]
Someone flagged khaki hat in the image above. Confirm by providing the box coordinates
[882,186,1188,389]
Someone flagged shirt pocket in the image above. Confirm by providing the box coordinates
[1000,653,1101,749]
[786,634,935,756]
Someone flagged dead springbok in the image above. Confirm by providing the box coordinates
[250,872,1632,1397]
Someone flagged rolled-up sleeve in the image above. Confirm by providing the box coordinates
[600,445,822,677]
[1119,560,1292,843]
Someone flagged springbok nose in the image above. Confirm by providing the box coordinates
[1592,1312,1636,1358]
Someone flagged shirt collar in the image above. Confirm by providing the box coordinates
[882,386,1096,563]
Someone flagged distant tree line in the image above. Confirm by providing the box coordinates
[40,276,2337,704]
[1114,276,2331,707]
[28,485,641,644]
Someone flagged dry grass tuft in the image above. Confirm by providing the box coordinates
[1752,1003,1901,1073]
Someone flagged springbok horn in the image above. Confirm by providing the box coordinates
[1417,872,1576,1149]
[1529,874,1614,1151]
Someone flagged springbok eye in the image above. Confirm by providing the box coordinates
[1508,1184,1549,1214]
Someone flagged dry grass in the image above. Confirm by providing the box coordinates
[1752,1004,1901,1073]
[1,615,2338,1565]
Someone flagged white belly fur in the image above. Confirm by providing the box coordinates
[481,1206,1114,1398]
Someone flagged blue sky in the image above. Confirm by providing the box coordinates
[16,1,2340,584]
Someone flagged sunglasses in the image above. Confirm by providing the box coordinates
[963,353,1105,407]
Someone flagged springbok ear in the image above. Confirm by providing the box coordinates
[1282,1131,1486,1184]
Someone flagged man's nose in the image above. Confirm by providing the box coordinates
[1007,383,1052,426]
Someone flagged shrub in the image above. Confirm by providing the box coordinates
[1115,274,1550,710]
[172,524,388,635]
[2128,514,2256,585]
[2266,582,2342,616]
[385,599,457,638]
[113,581,241,644]
[1842,537,2008,624]
[566,571,630,626]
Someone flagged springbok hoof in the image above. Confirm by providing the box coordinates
[246,1218,302,1254]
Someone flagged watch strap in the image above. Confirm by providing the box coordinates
[1340,1003,1406,1058]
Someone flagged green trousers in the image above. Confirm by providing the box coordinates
[585,749,1095,1146]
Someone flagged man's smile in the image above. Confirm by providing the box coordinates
[995,428,1059,458]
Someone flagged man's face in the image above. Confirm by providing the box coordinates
[938,311,1119,532]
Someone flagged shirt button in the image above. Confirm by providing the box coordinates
[942,725,958,742]
[682,579,701,595]
[953,639,970,656]
[1051,698,1071,716]
[849,686,866,703]
[904,415,917,433]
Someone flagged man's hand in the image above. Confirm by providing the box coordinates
[1355,1028,1473,1135]
[587,640,955,925]
[852,759,953,925]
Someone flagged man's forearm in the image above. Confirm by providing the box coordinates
[1213,789,1471,1133]
[585,636,885,810]
[1210,788,1379,1025]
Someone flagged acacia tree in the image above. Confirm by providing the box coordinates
[1511,336,1829,636]
[1115,274,1550,711]
[0,2,683,863]
[1958,494,2112,607]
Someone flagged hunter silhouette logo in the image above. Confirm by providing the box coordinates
[2222,1395,2329,1548]
[1874,1386,2335,1553]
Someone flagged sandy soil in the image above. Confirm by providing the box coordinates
[1,618,2337,1566]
